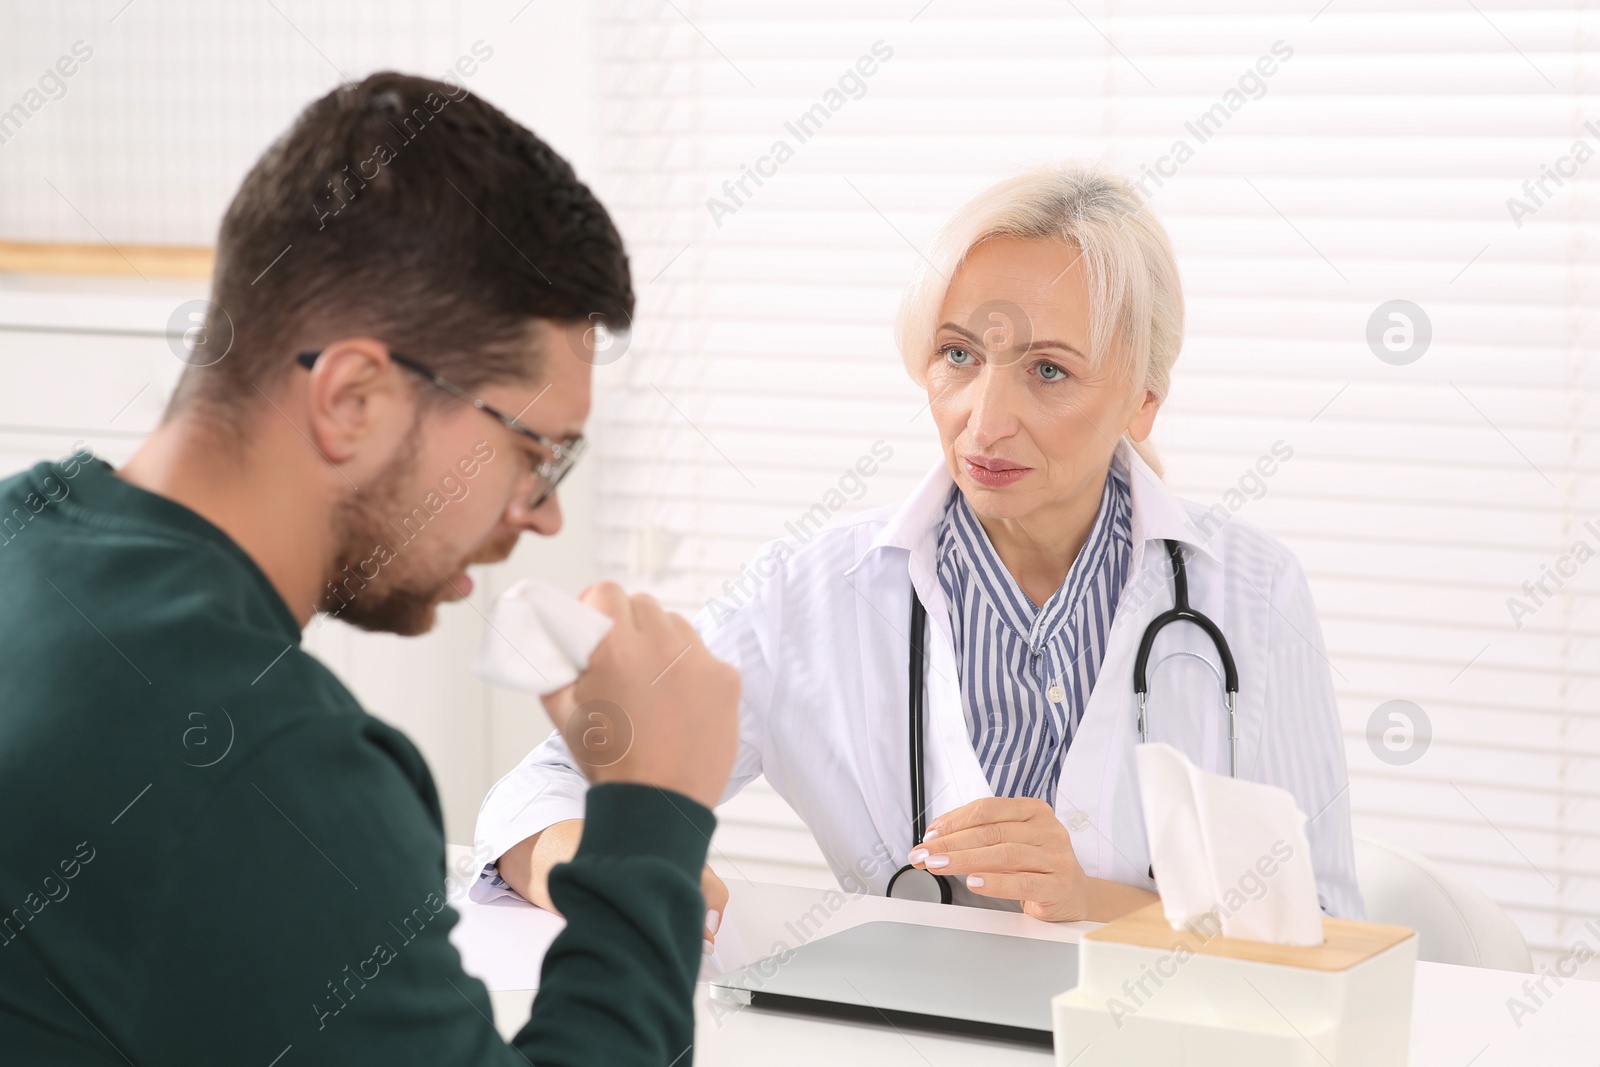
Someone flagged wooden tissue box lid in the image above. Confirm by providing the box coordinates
[1085,903,1414,973]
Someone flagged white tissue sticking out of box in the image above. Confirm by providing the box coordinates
[1136,742,1324,946]
[470,579,614,696]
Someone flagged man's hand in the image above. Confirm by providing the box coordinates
[906,797,1156,922]
[540,582,739,811]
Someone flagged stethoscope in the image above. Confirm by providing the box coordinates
[885,539,1239,903]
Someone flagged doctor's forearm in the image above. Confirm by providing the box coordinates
[1085,877,1158,922]
[498,818,585,912]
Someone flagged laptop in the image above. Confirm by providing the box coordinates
[708,921,1079,1048]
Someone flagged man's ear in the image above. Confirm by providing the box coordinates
[1125,388,1161,443]
[301,337,412,466]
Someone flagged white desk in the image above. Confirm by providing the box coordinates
[447,851,1600,1065]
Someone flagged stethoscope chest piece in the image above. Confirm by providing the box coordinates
[885,863,953,904]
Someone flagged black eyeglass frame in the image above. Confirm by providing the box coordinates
[295,349,584,510]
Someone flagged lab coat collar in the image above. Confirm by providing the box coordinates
[847,436,1220,577]
[844,456,953,579]
[1118,439,1223,566]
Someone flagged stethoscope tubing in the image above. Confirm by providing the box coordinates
[1132,539,1241,778]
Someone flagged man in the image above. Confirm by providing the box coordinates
[0,72,738,1065]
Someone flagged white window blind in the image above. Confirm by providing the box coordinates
[589,1,1598,969]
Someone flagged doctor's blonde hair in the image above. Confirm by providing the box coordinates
[893,163,1184,478]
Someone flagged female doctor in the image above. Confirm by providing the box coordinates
[475,164,1363,935]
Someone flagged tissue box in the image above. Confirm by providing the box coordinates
[1053,903,1416,1066]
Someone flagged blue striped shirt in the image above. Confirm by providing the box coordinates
[936,471,1133,800]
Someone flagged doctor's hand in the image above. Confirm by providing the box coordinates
[907,798,1157,923]
[702,865,728,946]
[540,581,740,812]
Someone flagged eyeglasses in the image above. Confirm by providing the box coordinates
[295,349,585,511]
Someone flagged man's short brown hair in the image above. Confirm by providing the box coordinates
[169,71,632,420]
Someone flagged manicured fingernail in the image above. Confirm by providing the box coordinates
[922,828,940,841]
[908,847,929,864]
[967,875,985,888]
[703,939,715,956]
[705,909,721,936]
[925,854,950,869]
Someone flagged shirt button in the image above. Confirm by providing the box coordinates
[1046,684,1066,704]
[1069,812,1091,832]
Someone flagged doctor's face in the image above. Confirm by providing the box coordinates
[925,236,1158,524]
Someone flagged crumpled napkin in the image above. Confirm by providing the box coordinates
[470,579,614,696]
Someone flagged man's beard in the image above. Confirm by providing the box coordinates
[318,429,464,637]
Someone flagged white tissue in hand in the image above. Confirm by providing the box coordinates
[1136,742,1324,946]
[471,579,614,696]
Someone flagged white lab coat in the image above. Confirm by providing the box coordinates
[475,439,1365,919]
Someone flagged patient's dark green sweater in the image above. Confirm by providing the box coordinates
[0,453,713,1065]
